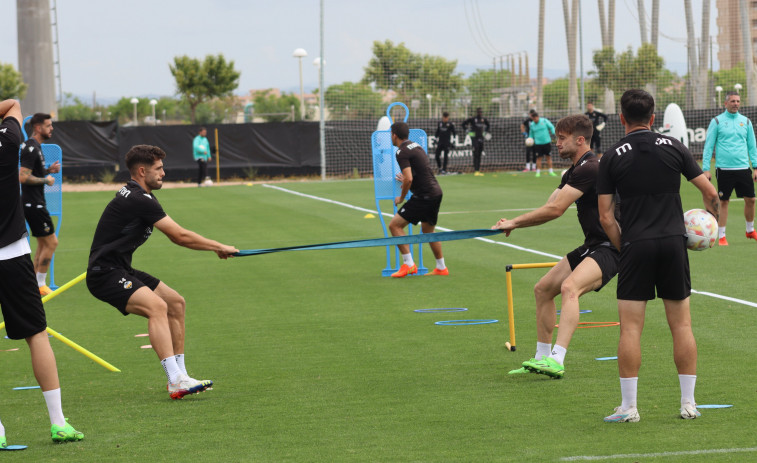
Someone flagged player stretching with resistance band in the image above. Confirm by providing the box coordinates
[492,114,619,379]
[86,145,238,399]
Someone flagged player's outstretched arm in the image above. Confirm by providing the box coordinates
[492,186,581,236]
[154,215,238,259]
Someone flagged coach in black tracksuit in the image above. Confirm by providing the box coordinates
[462,108,490,174]
[585,102,608,154]
[434,112,456,174]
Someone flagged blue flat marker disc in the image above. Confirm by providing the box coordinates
[435,319,498,326]
[556,309,592,315]
[697,404,733,409]
[12,386,40,390]
[414,308,468,313]
[595,356,618,361]
[0,445,27,450]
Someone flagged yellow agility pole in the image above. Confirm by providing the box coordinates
[504,262,558,352]
[214,128,220,184]
[45,326,120,372]
[41,271,86,304]
[0,271,120,372]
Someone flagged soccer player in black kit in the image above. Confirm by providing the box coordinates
[434,112,456,174]
[492,114,618,379]
[597,89,719,423]
[388,122,448,278]
[584,102,608,154]
[462,107,490,176]
[87,145,238,400]
[20,113,60,296]
[0,100,83,445]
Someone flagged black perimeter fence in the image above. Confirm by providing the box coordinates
[43,106,745,182]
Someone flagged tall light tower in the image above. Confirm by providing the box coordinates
[17,0,57,116]
[293,48,308,120]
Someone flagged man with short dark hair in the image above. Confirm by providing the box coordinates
[597,89,719,423]
[529,111,556,177]
[19,112,60,295]
[0,100,83,445]
[701,90,757,245]
[585,102,608,154]
[87,144,238,400]
[493,114,618,378]
[462,108,490,176]
[193,127,211,187]
[434,112,456,174]
[388,122,448,278]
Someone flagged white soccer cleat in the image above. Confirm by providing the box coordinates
[680,403,701,419]
[604,406,640,423]
[168,376,214,400]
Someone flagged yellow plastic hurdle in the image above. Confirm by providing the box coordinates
[504,262,558,352]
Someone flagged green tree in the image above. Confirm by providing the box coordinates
[590,44,664,96]
[362,40,420,103]
[463,69,511,116]
[542,77,570,112]
[252,89,300,122]
[0,62,28,100]
[712,65,747,103]
[57,93,101,121]
[325,82,383,120]
[170,54,240,123]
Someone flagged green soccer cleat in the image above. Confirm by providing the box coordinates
[523,356,564,378]
[508,366,530,375]
[0,435,6,448]
[51,420,84,443]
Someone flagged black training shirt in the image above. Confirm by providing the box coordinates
[558,151,610,247]
[395,140,443,199]
[88,180,168,270]
[435,121,456,146]
[19,138,47,206]
[597,130,702,243]
[0,117,29,248]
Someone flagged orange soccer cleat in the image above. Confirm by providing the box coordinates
[39,285,53,296]
[391,264,418,278]
[746,230,757,241]
[718,236,729,246]
[429,267,449,276]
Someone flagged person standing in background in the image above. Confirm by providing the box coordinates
[193,127,211,187]
[462,108,490,176]
[434,112,456,175]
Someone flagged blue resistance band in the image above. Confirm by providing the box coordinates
[234,229,503,257]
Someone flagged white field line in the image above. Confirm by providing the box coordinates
[262,184,757,306]
[561,447,757,461]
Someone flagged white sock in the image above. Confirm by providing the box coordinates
[549,344,567,365]
[42,388,66,427]
[174,354,187,376]
[679,374,697,406]
[36,272,47,287]
[401,253,414,267]
[535,342,551,360]
[549,168,554,173]
[620,377,638,410]
[747,221,755,233]
[718,227,726,239]
[535,169,541,174]
[161,356,183,384]
[435,258,446,270]
[0,416,5,437]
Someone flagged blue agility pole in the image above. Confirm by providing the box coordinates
[20,116,63,289]
[234,229,502,257]
[371,102,430,276]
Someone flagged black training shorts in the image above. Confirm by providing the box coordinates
[0,255,47,339]
[566,243,619,291]
[617,236,691,301]
[24,204,55,237]
[398,195,443,226]
[534,143,551,158]
[86,267,161,315]
[716,168,755,201]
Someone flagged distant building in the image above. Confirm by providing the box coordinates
[716,0,757,70]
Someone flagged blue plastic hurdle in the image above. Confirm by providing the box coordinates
[371,102,429,276]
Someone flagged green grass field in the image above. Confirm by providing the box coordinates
[1,171,755,462]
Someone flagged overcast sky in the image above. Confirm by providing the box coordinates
[0,0,718,101]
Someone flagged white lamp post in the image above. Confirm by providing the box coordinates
[130,98,139,126]
[313,57,324,119]
[149,99,157,125]
[734,83,743,94]
[715,85,723,104]
[426,94,432,118]
[293,48,308,120]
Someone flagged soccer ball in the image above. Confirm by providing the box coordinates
[203,178,213,187]
[683,209,717,251]
[525,137,535,147]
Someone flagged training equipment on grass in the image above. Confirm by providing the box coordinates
[414,308,468,313]
[0,271,120,373]
[504,262,558,351]
[234,228,501,256]
[12,386,40,390]
[371,102,430,276]
[0,445,28,451]
[556,309,592,315]
[697,404,733,409]
[21,116,63,289]
[595,356,618,361]
[435,319,498,325]
[684,209,718,251]
[525,137,534,147]
[556,321,619,329]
